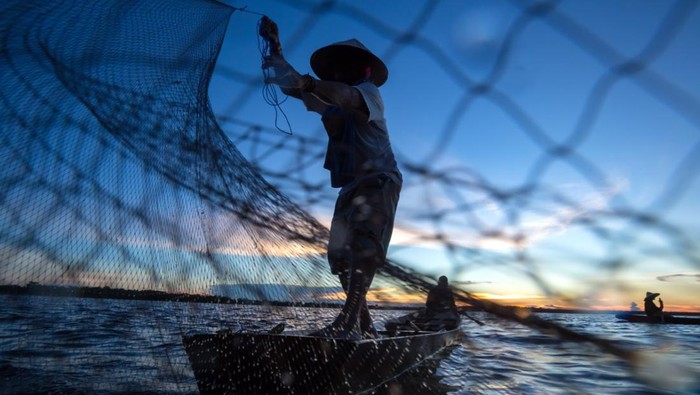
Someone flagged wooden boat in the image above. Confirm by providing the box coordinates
[182,328,461,394]
[384,308,461,333]
[615,312,700,325]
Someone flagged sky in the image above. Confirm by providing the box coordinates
[205,0,700,311]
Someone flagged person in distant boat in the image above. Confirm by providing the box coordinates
[384,275,460,333]
[644,291,664,322]
[260,17,401,339]
[426,275,458,315]
[424,275,460,330]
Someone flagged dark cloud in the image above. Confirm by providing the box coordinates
[657,274,700,282]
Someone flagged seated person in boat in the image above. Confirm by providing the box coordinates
[423,276,460,330]
[385,276,461,333]
[261,17,401,340]
[426,276,458,315]
[644,291,664,322]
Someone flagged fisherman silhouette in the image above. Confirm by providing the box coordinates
[260,17,401,339]
[643,291,665,323]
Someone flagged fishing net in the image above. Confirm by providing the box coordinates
[1,0,699,393]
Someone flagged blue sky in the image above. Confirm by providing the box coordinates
[207,0,700,310]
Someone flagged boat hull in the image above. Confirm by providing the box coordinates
[615,313,700,325]
[182,329,461,394]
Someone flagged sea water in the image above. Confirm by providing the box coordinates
[1,295,698,394]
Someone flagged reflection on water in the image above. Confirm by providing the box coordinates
[1,295,699,394]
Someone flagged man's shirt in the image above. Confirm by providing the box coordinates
[320,81,402,191]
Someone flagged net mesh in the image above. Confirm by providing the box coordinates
[1,0,699,393]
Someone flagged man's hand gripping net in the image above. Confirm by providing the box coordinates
[259,16,282,56]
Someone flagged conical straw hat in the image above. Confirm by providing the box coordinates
[310,39,388,87]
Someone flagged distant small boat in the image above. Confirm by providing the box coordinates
[615,312,700,325]
[182,328,461,394]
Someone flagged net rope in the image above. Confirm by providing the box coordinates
[1,0,699,393]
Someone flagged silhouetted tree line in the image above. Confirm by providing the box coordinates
[0,282,362,308]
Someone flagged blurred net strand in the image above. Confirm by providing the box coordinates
[221,112,699,258]
[243,0,700,209]
[216,0,699,364]
[2,0,699,391]
[381,261,639,362]
[232,0,700,257]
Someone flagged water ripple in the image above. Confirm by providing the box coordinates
[1,297,699,394]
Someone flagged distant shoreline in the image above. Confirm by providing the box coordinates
[521,307,699,316]
[1,283,698,315]
[0,283,348,309]
[0,283,414,310]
